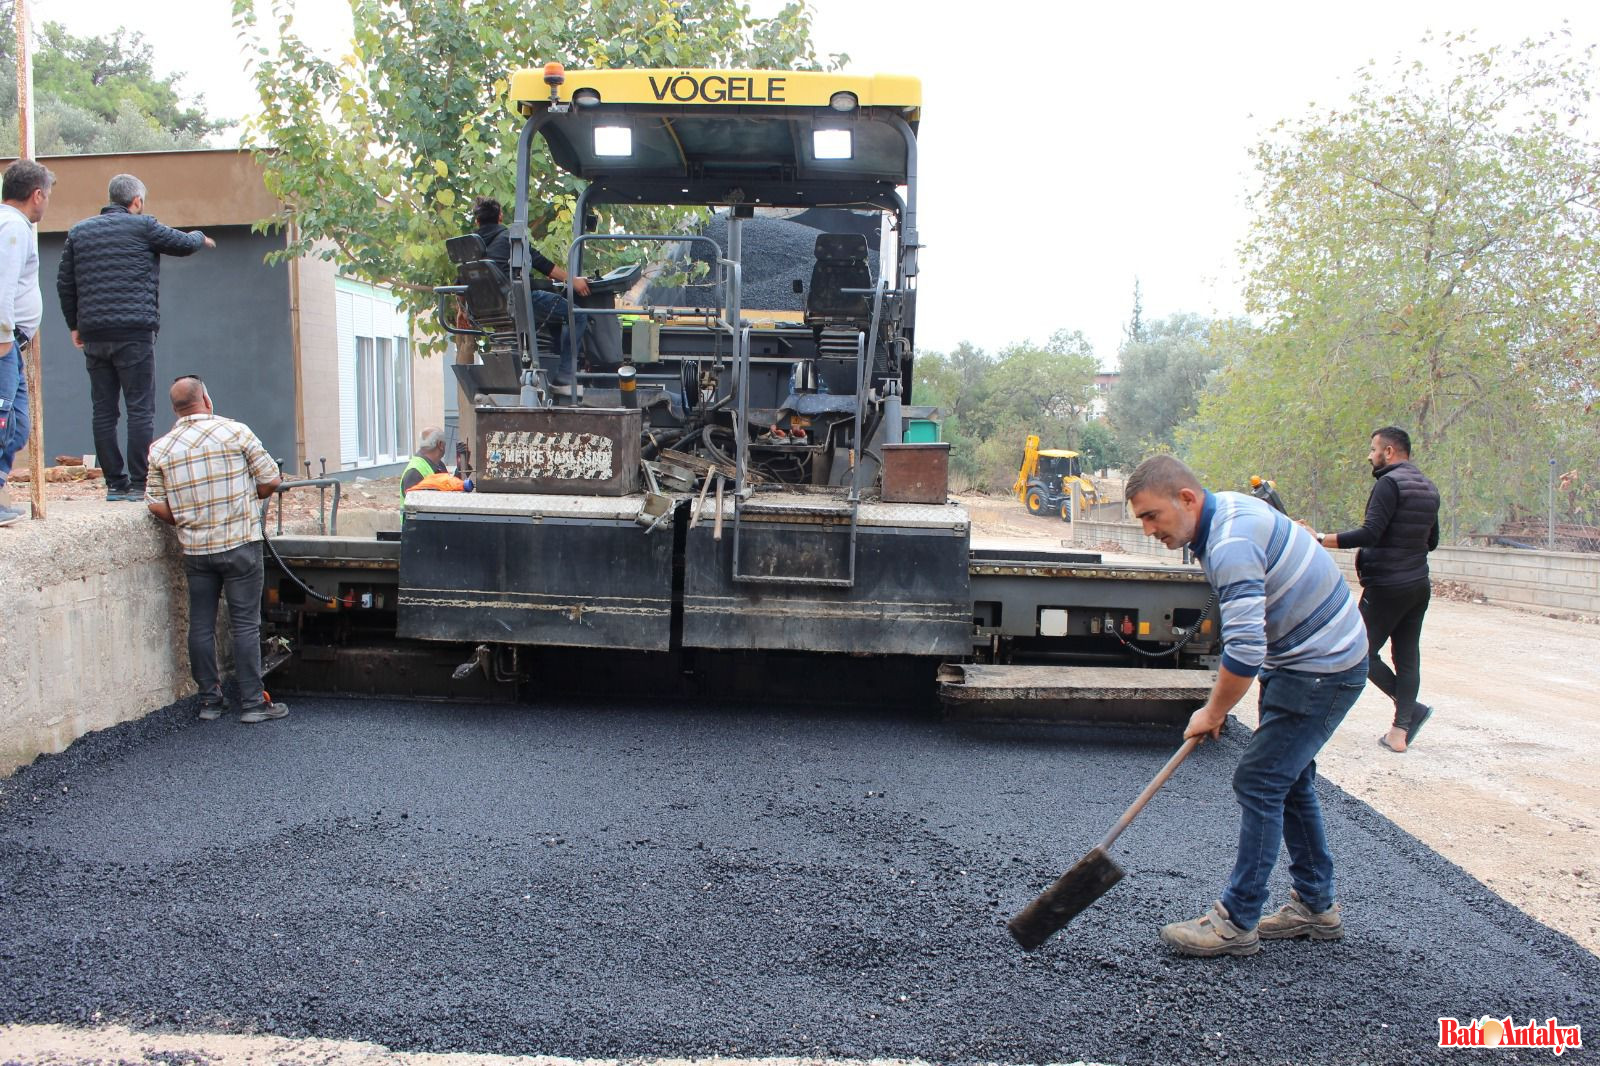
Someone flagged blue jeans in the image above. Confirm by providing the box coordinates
[529,289,588,383]
[1221,661,1368,929]
[0,340,30,486]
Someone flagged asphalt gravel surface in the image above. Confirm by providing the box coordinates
[1,695,1595,1065]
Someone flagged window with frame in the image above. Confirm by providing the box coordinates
[337,283,413,469]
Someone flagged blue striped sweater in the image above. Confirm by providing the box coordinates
[1192,491,1368,678]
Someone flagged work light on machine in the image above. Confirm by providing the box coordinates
[813,128,852,160]
[594,125,633,157]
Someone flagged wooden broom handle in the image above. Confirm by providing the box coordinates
[1099,736,1200,850]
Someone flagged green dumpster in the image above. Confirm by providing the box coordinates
[903,419,940,444]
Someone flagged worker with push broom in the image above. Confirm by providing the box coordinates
[1125,455,1368,957]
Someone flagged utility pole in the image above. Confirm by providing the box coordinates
[13,0,46,518]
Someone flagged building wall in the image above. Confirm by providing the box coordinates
[296,249,343,472]
[412,339,445,458]
[15,150,443,479]
[37,226,298,467]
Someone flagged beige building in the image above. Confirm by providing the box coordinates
[20,148,443,474]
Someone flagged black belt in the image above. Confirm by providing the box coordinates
[11,328,29,352]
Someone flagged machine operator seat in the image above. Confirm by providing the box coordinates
[804,233,874,347]
[446,233,567,374]
[446,234,514,331]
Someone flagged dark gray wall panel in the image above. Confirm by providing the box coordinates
[36,225,296,467]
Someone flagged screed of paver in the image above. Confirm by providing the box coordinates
[0,1025,1116,1066]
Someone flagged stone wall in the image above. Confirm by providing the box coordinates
[0,503,190,776]
[1068,517,1600,615]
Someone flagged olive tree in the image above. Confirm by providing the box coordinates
[1183,31,1600,536]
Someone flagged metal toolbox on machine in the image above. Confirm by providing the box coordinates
[473,406,641,495]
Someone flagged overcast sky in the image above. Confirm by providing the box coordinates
[30,0,1600,366]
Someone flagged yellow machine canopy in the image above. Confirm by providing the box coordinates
[506,67,921,202]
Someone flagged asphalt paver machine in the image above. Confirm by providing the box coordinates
[411,65,967,659]
[262,66,1220,723]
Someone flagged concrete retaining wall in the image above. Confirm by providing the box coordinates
[1068,517,1600,615]
[0,503,191,777]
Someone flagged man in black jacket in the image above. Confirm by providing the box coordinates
[1304,427,1441,753]
[57,174,214,501]
[470,197,589,392]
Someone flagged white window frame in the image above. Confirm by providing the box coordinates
[337,280,413,469]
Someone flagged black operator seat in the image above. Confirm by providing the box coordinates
[446,234,514,332]
[804,233,873,336]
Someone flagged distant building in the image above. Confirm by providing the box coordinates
[1090,371,1119,420]
[14,149,442,475]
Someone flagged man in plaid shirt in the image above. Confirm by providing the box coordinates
[147,376,285,722]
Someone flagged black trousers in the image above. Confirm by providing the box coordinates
[84,337,156,492]
[1358,580,1431,731]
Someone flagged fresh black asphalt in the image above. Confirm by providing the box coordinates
[1,695,1594,1065]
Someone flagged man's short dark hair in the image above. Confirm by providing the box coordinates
[1372,426,1411,456]
[1125,454,1203,502]
[2,159,54,203]
[472,197,502,227]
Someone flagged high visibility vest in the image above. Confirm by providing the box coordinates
[401,455,436,502]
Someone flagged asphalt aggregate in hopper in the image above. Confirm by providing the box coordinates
[1,696,1595,1065]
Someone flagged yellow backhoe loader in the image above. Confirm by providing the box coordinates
[1013,434,1099,521]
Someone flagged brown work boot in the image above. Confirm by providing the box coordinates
[1257,890,1344,941]
[1159,900,1260,957]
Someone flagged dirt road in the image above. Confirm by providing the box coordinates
[1315,603,1600,955]
[969,494,1600,956]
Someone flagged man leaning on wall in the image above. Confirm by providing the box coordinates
[147,375,286,723]
[56,173,215,503]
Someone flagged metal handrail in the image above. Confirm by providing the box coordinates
[269,477,343,536]
[432,286,490,338]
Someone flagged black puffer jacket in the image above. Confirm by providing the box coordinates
[1339,460,1441,588]
[57,205,207,338]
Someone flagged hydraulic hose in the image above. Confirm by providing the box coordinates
[1109,590,1218,661]
[258,499,337,605]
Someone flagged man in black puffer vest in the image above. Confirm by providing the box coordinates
[1306,427,1440,753]
[56,174,214,501]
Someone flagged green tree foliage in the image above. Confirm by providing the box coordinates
[0,2,229,152]
[1123,278,1144,345]
[913,331,1101,492]
[231,0,840,335]
[1076,419,1122,476]
[912,341,992,486]
[1109,312,1230,456]
[1183,31,1600,537]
